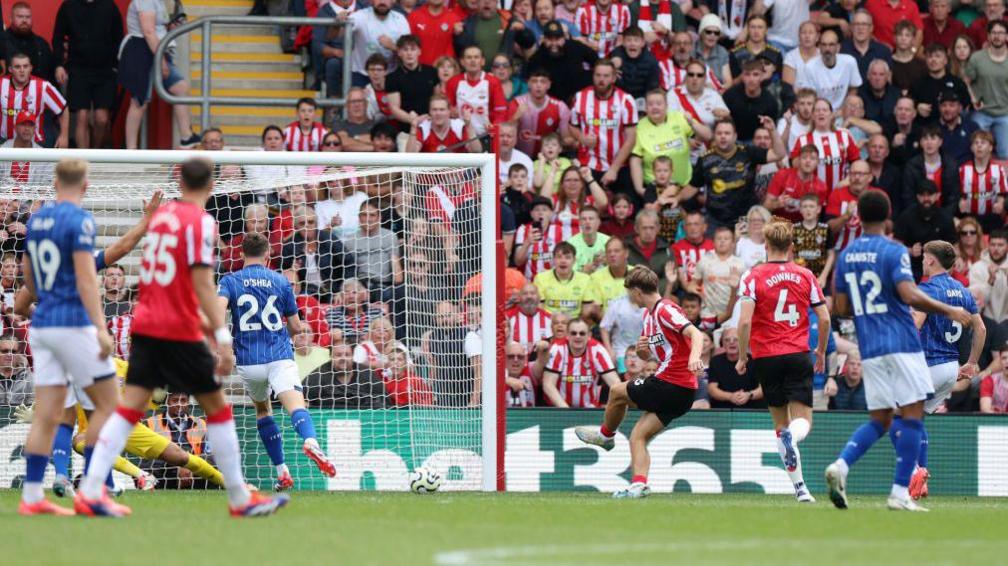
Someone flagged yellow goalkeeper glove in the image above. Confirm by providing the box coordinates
[13,403,34,424]
[151,388,168,405]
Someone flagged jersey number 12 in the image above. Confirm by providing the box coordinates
[844,271,888,316]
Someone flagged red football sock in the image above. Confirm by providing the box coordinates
[600,424,615,438]
[631,475,648,484]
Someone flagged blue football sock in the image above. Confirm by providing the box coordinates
[257,416,285,466]
[839,419,886,467]
[105,471,116,490]
[888,415,902,445]
[25,453,48,484]
[918,425,929,468]
[892,418,923,487]
[83,445,95,474]
[290,408,317,442]
[51,424,74,478]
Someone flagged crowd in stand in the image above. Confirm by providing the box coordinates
[1,0,1008,414]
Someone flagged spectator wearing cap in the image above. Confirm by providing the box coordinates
[52,0,124,149]
[723,59,781,142]
[697,0,749,46]
[608,26,660,101]
[840,9,893,80]
[348,0,411,87]
[936,88,980,165]
[910,44,972,126]
[408,0,461,66]
[894,179,957,280]
[3,2,56,82]
[902,125,961,216]
[0,53,68,149]
[728,15,782,85]
[922,0,965,51]
[858,59,900,124]
[864,0,923,50]
[524,20,597,104]
[0,111,52,185]
[965,19,1008,160]
[694,14,732,85]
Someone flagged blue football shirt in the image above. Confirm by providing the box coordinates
[918,272,977,367]
[835,234,922,360]
[218,264,299,366]
[26,201,96,328]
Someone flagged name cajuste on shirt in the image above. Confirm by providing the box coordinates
[844,252,878,263]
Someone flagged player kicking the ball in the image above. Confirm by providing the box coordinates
[77,158,288,517]
[218,232,336,490]
[735,221,830,503]
[824,190,972,512]
[575,267,705,498]
[908,240,986,499]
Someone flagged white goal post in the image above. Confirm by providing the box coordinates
[0,147,503,492]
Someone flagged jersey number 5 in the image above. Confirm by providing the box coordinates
[139,233,178,286]
[774,289,800,327]
[237,294,283,332]
[844,271,888,316]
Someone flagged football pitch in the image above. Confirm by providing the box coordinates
[2,491,1005,566]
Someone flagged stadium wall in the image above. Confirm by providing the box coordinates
[0,408,1005,496]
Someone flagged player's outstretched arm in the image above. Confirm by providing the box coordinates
[896,281,973,326]
[102,190,163,266]
[73,250,113,358]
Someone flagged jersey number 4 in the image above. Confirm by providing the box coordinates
[773,289,800,327]
[844,271,888,316]
[237,294,283,332]
[139,233,178,286]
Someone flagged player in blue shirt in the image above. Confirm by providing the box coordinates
[907,240,986,499]
[825,189,973,512]
[18,159,119,516]
[218,232,335,489]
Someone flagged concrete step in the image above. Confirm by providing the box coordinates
[194,105,295,127]
[192,77,304,90]
[189,87,318,99]
[188,60,300,72]
[191,23,283,36]
[191,51,300,63]
[186,6,255,18]
[186,0,254,6]
[190,69,303,81]
[191,34,284,54]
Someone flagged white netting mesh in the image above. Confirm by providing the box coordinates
[0,154,493,492]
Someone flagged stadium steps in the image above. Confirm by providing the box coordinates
[185,0,318,148]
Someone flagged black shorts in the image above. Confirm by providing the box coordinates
[626,376,695,425]
[126,334,219,395]
[750,352,813,408]
[67,68,117,111]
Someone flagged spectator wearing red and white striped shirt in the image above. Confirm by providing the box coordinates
[790,98,861,195]
[543,319,619,407]
[0,54,68,147]
[505,341,538,407]
[575,0,631,57]
[506,283,554,355]
[108,313,133,360]
[570,59,638,187]
[637,0,679,60]
[444,45,508,137]
[958,130,1007,233]
[406,94,482,153]
[283,97,328,152]
[515,197,564,280]
[0,111,51,186]
[826,160,876,251]
[509,69,572,156]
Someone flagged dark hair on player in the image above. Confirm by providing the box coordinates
[713,118,736,132]
[527,67,551,80]
[242,232,271,259]
[989,229,1008,243]
[681,292,702,305]
[179,158,213,191]
[622,25,644,38]
[370,122,398,140]
[857,190,891,224]
[894,19,918,36]
[624,266,660,294]
[799,143,820,156]
[296,97,317,110]
[989,18,1008,34]
[554,241,576,258]
[742,58,765,73]
[923,240,957,270]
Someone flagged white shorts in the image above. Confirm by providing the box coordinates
[925,361,959,414]
[862,352,934,411]
[64,383,95,411]
[29,327,116,390]
[236,359,301,403]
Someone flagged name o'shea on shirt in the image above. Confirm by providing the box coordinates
[242,278,273,288]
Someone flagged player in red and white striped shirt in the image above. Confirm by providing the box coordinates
[576,0,631,56]
[506,283,554,354]
[508,69,572,156]
[570,59,638,182]
[515,197,567,280]
[825,160,876,252]
[283,97,328,152]
[735,221,830,502]
[406,94,482,153]
[575,267,705,498]
[444,45,508,137]
[543,318,619,407]
[0,54,68,147]
[789,98,860,194]
[958,130,1007,231]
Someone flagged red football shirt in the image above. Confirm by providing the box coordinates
[641,299,697,388]
[408,5,460,65]
[671,238,715,284]
[864,0,923,48]
[766,167,829,222]
[131,201,218,342]
[738,261,824,359]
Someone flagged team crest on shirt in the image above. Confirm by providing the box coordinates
[546,118,554,126]
[441,23,448,31]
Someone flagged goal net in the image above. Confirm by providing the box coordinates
[0,148,502,493]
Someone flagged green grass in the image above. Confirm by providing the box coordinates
[2,490,1005,566]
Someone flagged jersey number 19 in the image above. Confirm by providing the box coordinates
[27,239,60,291]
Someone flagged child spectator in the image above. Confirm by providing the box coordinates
[689,226,743,329]
[599,193,637,240]
[680,292,703,327]
[532,132,572,196]
[363,54,398,125]
[735,205,770,270]
[384,350,435,406]
[567,206,610,273]
[283,97,328,152]
[645,156,684,243]
[515,197,561,280]
[502,163,535,228]
[792,194,836,290]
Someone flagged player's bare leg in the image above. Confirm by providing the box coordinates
[769,403,814,503]
[19,384,74,516]
[195,389,289,517]
[278,390,335,478]
[575,381,636,451]
[614,412,664,499]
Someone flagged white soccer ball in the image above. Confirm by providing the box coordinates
[409,466,442,494]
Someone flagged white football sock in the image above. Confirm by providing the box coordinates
[277,463,290,476]
[891,484,909,500]
[81,412,136,500]
[776,430,806,487]
[22,482,43,504]
[834,458,850,477]
[790,418,811,443]
[207,418,252,508]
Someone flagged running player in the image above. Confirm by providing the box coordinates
[574,267,705,498]
[824,190,973,512]
[218,232,336,491]
[77,158,288,517]
[908,240,986,499]
[735,221,830,503]
[18,159,118,516]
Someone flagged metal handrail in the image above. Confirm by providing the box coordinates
[153,15,353,127]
